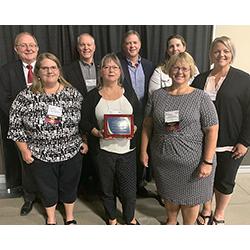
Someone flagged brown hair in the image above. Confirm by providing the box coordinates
[165,34,187,60]
[31,52,71,93]
[121,30,141,46]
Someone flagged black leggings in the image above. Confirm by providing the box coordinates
[214,151,243,195]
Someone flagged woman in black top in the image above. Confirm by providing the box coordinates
[192,36,250,225]
[81,53,140,225]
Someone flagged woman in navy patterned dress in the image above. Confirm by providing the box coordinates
[8,53,88,225]
[141,52,219,225]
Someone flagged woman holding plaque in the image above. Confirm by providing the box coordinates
[140,52,219,225]
[8,52,88,225]
[82,53,140,225]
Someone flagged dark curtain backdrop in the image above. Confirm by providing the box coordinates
[0,25,213,177]
[0,25,213,72]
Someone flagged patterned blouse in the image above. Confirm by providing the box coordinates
[8,86,83,162]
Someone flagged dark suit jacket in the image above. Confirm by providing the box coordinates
[63,60,99,98]
[117,53,154,124]
[0,60,27,117]
[0,60,27,188]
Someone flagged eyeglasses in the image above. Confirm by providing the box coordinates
[172,66,190,73]
[16,43,38,49]
[40,66,58,72]
[102,65,120,71]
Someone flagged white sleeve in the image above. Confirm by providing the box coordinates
[189,65,200,85]
[148,67,161,97]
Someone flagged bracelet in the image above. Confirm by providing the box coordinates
[203,160,213,165]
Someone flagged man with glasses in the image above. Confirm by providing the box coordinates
[0,32,39,216]
[63,33,99,196]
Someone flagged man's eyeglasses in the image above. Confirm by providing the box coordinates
[172,66,190,73]
[16,43,38,50]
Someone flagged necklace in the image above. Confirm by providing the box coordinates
[169,85,192,96]
[43,83,61,95]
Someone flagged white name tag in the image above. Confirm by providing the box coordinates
[165,110,180,132]
[165,110,179,123]
[47,105,62,117]
[86,79,97,92]
[85,79,96,87]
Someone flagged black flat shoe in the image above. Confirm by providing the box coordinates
[64,219,77,225]
[163,219,179,225]
[20,201,33,216]
[128,219,140,225]
[45,220,56,225]
[106,219,118,225]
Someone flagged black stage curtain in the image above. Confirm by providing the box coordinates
[0,25,213,179]
[0,25,213,71]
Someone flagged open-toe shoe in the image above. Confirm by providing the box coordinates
[212,217,225,225]
[196,212,213,225]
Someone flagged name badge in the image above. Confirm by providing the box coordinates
[85,79,96,92]
[45,105,63,124]
[164,110,180,132]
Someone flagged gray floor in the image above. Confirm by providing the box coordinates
[0,173,250,225]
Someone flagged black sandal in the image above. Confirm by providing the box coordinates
[212,217,225,225]
[196,212,213,225]
[64,219,77,225]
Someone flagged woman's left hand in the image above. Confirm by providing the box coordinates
[80,142,88,154]
[232,143,248,159]
[198,162,212,178]
[127,125,137,140]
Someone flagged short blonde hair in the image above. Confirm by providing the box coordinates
[209,36,235,64]
[98,53,124,89]
[165,52,196,79]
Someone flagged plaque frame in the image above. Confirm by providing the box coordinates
[103,114,134,138]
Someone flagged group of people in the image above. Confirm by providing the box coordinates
[0,29,249,225]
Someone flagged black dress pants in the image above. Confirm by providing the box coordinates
[96,149,136,224]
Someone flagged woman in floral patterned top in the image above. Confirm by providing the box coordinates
[8,52,88,225]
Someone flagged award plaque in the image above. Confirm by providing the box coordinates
[103,114,134,138]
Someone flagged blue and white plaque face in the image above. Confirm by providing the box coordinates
[104,114,134,138]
